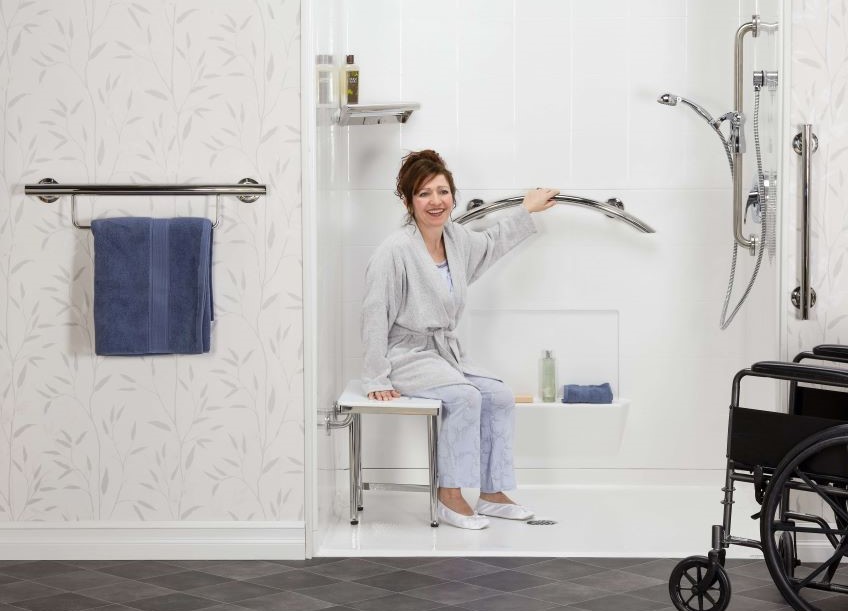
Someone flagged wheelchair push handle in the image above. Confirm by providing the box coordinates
[812,344,848,361]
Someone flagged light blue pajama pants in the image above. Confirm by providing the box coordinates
[414,374,516,493]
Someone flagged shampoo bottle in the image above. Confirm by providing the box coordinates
[540,350,557,403]
[342,54,359,105]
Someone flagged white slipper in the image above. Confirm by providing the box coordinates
[437,501,490,530]
[475,499,535,520]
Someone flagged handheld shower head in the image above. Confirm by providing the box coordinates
[657,93,679,106]
[657,92,716,125]
[656,91,734,176]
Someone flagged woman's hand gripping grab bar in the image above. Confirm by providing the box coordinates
[453,194,656,233]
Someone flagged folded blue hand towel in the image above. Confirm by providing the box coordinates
[562,383,613,404]
[92,217,213,356]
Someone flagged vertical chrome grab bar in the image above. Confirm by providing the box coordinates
[792,124,818,319]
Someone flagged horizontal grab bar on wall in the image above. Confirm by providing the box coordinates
[453,194,656,233]
[24,177,266,229]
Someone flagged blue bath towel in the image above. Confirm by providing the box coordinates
[562,383,613,404]
[91,217,213,356]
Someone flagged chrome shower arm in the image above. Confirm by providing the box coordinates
[454,194,655,233]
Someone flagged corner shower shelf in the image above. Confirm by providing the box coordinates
[339,102,420,126]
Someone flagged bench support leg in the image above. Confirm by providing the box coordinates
[355,415,363,511]
[349,416,359,525]
[428,415,439,527]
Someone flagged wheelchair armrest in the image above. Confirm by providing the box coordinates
[751,361,848,388]
[813,344,848,361]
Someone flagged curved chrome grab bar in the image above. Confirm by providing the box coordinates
[453,194,656,233]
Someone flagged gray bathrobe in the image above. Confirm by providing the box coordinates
[361,207,537,395]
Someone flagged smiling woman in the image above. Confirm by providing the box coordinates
[360,149,558,529]
[394,149,458,229]
[411,173,453,236]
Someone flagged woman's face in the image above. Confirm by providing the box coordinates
[411,173,453,230]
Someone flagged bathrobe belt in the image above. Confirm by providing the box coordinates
[389,328,462,370]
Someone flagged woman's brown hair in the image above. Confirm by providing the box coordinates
[394,149,457,224]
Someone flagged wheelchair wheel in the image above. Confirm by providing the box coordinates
[668,555,731,611]
[761,425,848,611]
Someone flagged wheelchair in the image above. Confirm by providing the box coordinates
[669,344,848,611]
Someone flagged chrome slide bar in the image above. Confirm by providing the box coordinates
[453,194,655,233]
[732,16,758,252]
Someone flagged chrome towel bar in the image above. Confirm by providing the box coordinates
[25,177,266,229]
[454,194,655,233]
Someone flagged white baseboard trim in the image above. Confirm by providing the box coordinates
[797,538,844,563]
[0,521,305,560]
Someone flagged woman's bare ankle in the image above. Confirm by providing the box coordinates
[479,491,514,504]
[438,487,474,516]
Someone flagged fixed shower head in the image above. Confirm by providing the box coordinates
[656,92,717,126]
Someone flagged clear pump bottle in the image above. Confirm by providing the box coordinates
[540,350,557,403]
[316,54,337,107]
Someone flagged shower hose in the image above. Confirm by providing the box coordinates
[714,88,769,330]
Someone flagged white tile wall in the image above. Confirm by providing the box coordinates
[633,0,686,19]
[571,19,629,134]
[324,0,781,476]
[400,0,459,156]
[515,1,572,186]
[572,0,630,20]
[685,1,740,97]
[346,124,402,190]
[453,0,516,188]
[346,0,401,101]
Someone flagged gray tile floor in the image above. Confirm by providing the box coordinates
[0,557,821,610]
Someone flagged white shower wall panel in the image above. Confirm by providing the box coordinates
[345,0,401,101]
[399,1,461,163]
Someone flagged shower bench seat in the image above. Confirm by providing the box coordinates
[336,381,441,527]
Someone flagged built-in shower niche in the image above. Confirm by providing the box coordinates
[461,308,629,465]
[461,309,619,402]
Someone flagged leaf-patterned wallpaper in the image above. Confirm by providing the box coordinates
[0,0,303,521]
[788,1,848,352]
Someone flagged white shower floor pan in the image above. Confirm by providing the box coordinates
[315,484,764,559]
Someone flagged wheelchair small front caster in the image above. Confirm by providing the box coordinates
[357,506,364,511]
[350,519,358,525]
[669,555,731,611]
[430,521,439,527]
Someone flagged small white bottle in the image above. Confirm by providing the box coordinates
[341,54,359,105]
[316,54,337,107]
